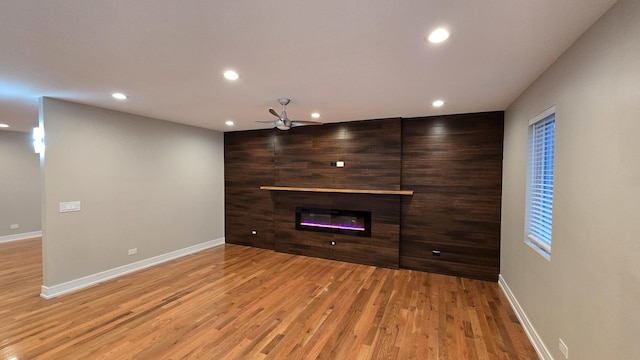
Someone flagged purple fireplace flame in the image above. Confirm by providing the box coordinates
[300,221,366,231]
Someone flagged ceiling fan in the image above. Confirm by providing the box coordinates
[257,98,322,130]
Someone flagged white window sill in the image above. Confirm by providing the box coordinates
[525,239,551,261]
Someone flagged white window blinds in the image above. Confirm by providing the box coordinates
[526,109,555,257]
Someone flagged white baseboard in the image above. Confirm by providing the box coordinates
[0,231,42,243]
[498,274,552,360]
[41,237,225,299]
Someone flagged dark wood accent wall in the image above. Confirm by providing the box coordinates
[400,112,504,281]
[224,112,504,280]
[225,118,402,255]
[274,119,401,189]
[224,130,276,250]
[271,119,403,268]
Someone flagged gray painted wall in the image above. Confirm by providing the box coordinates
[501,0,640,359]
[0,130,41,237]
[41,98,225,286]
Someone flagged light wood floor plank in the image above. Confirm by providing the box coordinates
[0,238,538,359]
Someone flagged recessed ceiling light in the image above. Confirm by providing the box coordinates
[112,92,128,100]
[225,120,234,126]
[311,112,320,119]
[223,70,239,80]
[0,123,9,128]
[432,100,445,107]
[428,28,450,44]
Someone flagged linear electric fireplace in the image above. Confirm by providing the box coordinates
[295,207,371,237]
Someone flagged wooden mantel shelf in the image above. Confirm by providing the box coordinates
[260,186,414,195]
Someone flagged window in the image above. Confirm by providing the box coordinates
[525,106,555,259]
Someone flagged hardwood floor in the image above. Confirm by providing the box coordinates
[0,238,538,359]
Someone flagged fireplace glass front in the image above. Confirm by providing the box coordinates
[295,207,371,237]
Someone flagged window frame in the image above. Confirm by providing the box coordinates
[524,106,556,260]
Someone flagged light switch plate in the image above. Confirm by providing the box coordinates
[59,201,81,213]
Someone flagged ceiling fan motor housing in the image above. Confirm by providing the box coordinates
[277,98,291,106]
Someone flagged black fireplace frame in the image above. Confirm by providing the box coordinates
[295,207,372,237]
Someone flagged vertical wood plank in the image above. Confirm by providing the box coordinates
[401,112,504,281]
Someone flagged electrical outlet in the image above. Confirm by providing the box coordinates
[128,248,138,256]
[559,338,569,359]
[10,224,19,229]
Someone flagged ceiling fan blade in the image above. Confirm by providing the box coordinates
[256,120,275,123]
[269,108,281,118]
[290,121,323,127]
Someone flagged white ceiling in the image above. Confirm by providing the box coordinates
[0,0,617,133]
